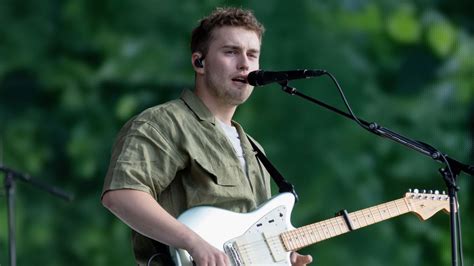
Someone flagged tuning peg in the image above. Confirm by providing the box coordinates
[413,188,419,194]
[408,188,412,193]
[422,189,426,193]
[442,191,446,195]
[434,190,439,195]
[429,190,433,194]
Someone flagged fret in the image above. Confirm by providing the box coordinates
[289,230,298,250]
[317,222,326,240]
[338,216,350,234]
[300,227,309,245]
[280,232,289,250]
[379,202,391,220]
[367,207,377,223]
[362,209,374,225]
[390,201,400,216]
[294,228,303,248]
[308,226,318,243]
[350,214,361,230]
[328,218,339,237]
[364,209,373,224]
[327,219,337,237]
[375,206,384,221]
[384,202,393,217]
[335,217,345,234]
[384,203,392,218]
[398,199,409,213]
[321,221,331,238]
[314,224,322,241]
[336,216,345,233]
[357,210,368,227]
[304,226,313,245]
[284,232,293,250]
[294,229,302,248]
[387,202,397,217]
[300,229,309,247]
[379,204,389,219]
[394,199,402,214]
[306,225,316,243]
[351,211,363,228]
[376,204,385,220]
[372,206,383,222]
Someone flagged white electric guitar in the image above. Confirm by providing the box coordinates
[170,189,451,265]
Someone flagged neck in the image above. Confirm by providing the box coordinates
[194,87,237,125]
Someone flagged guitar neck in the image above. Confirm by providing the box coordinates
[281,197,412,251]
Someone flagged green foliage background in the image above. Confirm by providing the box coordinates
[0,0,472,265]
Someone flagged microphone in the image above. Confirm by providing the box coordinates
[247,69,327,86]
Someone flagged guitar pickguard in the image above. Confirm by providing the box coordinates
[224,205,290,265]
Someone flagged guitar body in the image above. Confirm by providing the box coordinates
[170,192,296,266]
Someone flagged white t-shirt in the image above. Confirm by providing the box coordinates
[217,119,247,175]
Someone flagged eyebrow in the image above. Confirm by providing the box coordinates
[221,45,260,54]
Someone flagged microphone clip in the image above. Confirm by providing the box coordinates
[278,81,297,95]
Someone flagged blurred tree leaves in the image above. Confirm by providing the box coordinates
[387,4,421,44]
[0,0,472,265]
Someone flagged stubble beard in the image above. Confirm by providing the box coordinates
[205,75,253,107]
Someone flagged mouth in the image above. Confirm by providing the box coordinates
[231,76,248,84]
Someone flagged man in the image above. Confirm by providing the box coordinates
[102,7,312,266]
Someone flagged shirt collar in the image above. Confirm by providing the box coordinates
[180,89,216,124]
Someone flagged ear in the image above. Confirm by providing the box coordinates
[191,52,205,74]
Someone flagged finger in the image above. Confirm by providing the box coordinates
[223,253,231,266]
[291,252,298,264]
[216,253,228,266]
[291,252,313,265]
[301,254,313,264]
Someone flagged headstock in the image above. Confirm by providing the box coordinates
[405,189,452,220]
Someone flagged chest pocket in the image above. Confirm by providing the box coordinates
[193,158,239,186]
[183,157,256,211]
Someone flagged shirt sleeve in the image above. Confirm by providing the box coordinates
[102,118,185,200]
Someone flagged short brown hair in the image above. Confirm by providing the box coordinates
[190,7,265,57]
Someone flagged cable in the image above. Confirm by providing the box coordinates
[146,253,175,266]
[323,72,371,131]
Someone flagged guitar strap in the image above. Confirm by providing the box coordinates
[247,136,299,202]
[149,136,299,265]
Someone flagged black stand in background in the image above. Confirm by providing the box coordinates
[0,165,74,266]
[276,76,472,266]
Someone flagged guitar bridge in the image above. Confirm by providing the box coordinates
[224,242,244,266]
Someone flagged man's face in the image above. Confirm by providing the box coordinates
[202,26,261,106]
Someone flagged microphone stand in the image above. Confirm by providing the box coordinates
[277,81,472,266]
[0,165,74,266]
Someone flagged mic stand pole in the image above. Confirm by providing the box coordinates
[0,165,74,266]
[278,82,472,266]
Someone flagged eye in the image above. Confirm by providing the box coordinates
[225,50,238,55]
[248,53,259,59]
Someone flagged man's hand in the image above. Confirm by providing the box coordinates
[291,251,313,266]
[186,235,230,266]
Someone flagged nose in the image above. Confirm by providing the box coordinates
[237,54,249,71]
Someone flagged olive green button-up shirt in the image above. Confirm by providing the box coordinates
[102,89,271,265]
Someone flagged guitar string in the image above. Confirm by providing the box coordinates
[235,199,411,253]
[235,216,347,255]
[235,195,445,263]
[237,204,389,252]
[234,195,448,261]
